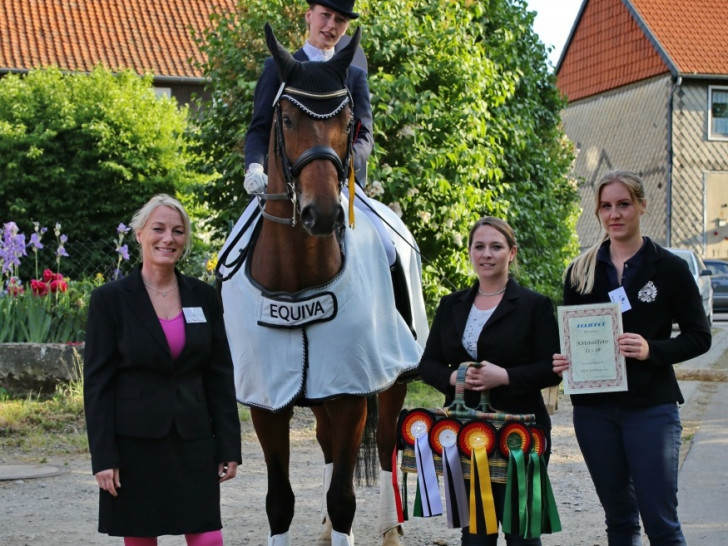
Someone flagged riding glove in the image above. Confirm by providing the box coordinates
[244,163,268,194]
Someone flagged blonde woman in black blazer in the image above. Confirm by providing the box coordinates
[84,195,241,546]
[553,170,711,546]
[419,216,561,546]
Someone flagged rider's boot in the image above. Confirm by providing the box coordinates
[267,531,290,546]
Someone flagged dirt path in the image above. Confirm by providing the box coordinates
[1,395,654,545]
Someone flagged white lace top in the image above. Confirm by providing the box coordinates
[462,304,496,359]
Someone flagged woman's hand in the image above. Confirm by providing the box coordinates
[617,333,650,360]
[552,353,570,377]
[95,468,120,497]
[218,461,238,483]
[465,361,508,390]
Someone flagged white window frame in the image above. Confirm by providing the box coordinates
[708,85,728,141]
[153,87,172,99]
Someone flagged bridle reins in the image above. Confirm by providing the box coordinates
[252,85,356,227]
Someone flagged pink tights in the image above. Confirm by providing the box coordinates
[123,530,223,546]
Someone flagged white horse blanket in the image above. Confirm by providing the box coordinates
[219,195,427,411]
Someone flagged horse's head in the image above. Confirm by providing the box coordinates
[264,23,360,236]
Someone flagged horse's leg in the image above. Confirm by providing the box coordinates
[322,396,367,543]
[376,382,408,543]
[251,406,295,543]
[312,406,334,543]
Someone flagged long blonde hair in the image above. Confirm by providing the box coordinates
[568,170,646,294]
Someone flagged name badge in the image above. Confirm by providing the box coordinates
[608,287,632,313]
[258,292,337,328]
[183,307,207,323]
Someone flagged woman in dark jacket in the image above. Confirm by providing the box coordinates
[84,194,242,546]
[419,216,561,545]
[553,170,711,546]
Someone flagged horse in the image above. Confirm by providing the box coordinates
[217,24,427,546]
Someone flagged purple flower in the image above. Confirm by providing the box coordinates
[56,234,69,258]
[1,222,27,275]
[116,244,130,261]
[29,233,44,251]
[117,223,130,235]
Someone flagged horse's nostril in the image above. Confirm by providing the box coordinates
[335,205,345,227]
[300,206,317,230]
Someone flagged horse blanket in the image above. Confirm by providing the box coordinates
[219,196,426,411]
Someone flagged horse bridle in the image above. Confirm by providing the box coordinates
[253,86,356,227]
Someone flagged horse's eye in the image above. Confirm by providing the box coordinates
[282,114,293,128]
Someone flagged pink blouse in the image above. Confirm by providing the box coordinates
[159,311,186,360]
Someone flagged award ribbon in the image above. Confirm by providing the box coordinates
[391,447,405,524]
[469,446,498,534]
[442,442,469,528]
[415,434,442,517]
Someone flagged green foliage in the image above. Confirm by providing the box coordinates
[0,66,212,279]
[0,276,98,343]
[193,0,580,310]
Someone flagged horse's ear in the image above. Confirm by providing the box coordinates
[264,22,297,83]
[328,26,362,75]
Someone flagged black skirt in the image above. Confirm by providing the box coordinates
[98,430,222,537]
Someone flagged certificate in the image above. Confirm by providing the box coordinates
[557,303,628,394]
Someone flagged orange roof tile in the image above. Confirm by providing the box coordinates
[631,0,728,76]
[558,0,728,102]
[0,0,237,80]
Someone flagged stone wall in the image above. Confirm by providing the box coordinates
[0,343,84,395]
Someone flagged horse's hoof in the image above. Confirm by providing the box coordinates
[382,526,403,546]
[317,516,333,544]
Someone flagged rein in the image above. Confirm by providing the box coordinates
[252,87,356,227]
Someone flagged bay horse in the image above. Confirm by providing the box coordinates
[218,24,426,546]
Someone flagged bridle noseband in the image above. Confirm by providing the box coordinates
[253,85,356,227]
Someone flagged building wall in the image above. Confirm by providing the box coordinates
[562,75,672,250]
[671,80,728,257]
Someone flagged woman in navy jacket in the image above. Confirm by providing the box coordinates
[553,170,711,546]
[84,195,241,545]
[419,216,561,545]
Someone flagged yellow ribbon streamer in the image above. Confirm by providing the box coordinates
[348,160,356,228]
[469,447,498,535]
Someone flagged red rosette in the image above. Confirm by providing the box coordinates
[399,409,435,447]
[498,422,532,457]
[457,420,497,457]
[530,426,548,457]
[429,418,462,456]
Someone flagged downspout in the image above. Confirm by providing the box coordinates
[666,75,682,246]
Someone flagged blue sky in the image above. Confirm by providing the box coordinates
[527,0,584,66]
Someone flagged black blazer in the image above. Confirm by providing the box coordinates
[244,47,374,186]
[419,278,561,427]
[83,267,241,474]
[564,238,711,408]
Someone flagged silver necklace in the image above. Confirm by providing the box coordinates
[143,281,178,297]
[477,286,506,297]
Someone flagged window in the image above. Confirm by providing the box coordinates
[709,86,728,140]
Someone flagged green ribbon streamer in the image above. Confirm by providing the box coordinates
[413,479,423,518]
[526,452,543,539]
[502,448,527,535]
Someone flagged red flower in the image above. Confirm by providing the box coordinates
[42,269,54,282]
[6,278,24,297]
[30,279,49,296]
[50,279,68,293]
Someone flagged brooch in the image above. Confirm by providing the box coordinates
[638,281,657,303]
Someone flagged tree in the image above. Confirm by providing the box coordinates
[194,0,579,308]
[0,66,210,278]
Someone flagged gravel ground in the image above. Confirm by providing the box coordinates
[1,393,671,546]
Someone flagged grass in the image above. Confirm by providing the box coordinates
[403,380,445,409]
